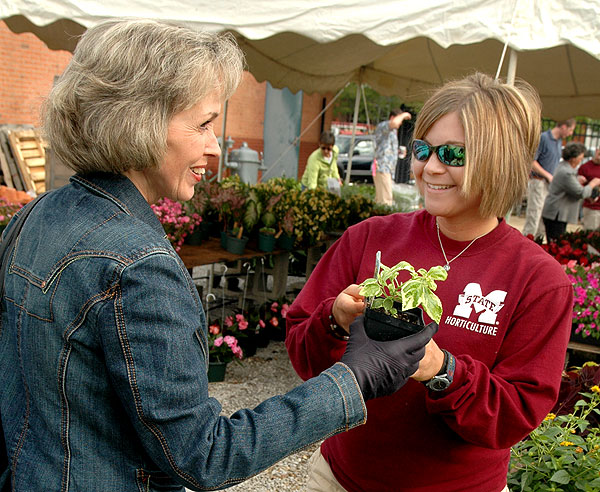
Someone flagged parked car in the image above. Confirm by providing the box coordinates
[336,134,375,182]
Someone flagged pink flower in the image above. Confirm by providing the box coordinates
[224,335,236,347]
[214,336,224,347]
[281,303,290,319]
[271,302,279,312]
[238,320,248,330]
[225,316,234,327]
[258,319,265,328]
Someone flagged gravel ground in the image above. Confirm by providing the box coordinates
[187,341,320,492]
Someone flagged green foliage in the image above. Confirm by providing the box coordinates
[332,83,419,125]
[508,380,600,492]
[359,260,447,323]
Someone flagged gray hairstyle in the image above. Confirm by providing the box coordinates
[43,19,244,174]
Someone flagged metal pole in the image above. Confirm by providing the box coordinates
[344,83,361,185]
[507,48,518,86]
[217,99,229,181]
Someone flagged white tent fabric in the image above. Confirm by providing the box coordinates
[3,0,600,118]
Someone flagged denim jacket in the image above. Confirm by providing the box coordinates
[0,173,366,491]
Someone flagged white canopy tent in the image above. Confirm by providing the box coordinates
[3,0,600,180]
[3,0,600,119]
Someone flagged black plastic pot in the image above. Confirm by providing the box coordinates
[364,302,425,341]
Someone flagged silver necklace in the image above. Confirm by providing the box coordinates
[436,220,490,271]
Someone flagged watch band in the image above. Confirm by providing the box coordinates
[423,349,455,392]
[328,314,350,341]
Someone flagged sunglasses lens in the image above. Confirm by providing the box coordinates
[438,145,465,167]
[412,140,431,161]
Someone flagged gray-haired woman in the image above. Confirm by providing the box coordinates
[0,19,436,491]
[542,141,600,242]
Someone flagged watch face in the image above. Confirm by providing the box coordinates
[427,376,450,391]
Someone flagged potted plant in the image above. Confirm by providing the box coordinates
[151,198,201,252]
[0,197,24,236]
[206,322,244,382]
[566,262,600,346]
[221,310,257,358]
[508,367,600,491]
[184,179,219,242]
[358,257,447,341]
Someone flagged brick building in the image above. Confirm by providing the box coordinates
[0,20,334,182]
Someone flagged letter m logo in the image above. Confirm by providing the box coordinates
[453,283,507,325]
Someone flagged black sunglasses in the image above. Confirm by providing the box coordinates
[412,139,465,167]
[320,145,333,151]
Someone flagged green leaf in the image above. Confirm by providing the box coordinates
[427,265,448,281]
[550,470,570,484]
[382,297,394,313]
[359,278,383,298]
[421,291,443,324]
[372,298,385,310]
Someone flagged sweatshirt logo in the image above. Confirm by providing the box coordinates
[444,283,507,337]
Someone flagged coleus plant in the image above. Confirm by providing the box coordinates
[359,260,448,324]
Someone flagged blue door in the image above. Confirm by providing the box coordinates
[262,82,302,180]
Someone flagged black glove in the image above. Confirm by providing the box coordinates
[341,315,438,401]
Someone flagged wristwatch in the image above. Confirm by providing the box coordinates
[423,349,455,391]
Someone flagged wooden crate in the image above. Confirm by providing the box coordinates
[8,130,46,194]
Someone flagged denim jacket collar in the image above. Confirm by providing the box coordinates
[70,172,165,237]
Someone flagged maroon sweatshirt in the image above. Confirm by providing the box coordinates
[286,210,572,492]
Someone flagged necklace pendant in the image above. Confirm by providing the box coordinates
[443,264,451,271]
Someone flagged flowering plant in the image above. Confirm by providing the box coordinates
[207,322,243,363]
[508,365,600,491]
[0,197,24,227]
[565,261,600,340]
[151,198,201,252]
[530,230,600,266]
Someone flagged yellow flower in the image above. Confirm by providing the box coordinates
[560,441,574,446]
[576,447,584,453]
[570,429,576,434]
[544,413,556,421]
[591,385,600,394]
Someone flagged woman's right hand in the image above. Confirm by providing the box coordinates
[332,284,366,333]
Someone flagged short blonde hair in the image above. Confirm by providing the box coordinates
[43,19,244,174]
[413,73,541,218]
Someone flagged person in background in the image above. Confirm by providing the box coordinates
[286,73,573,492]
[300,131,341,190]
[522,118,576,239]
[0,19,437,492]
[372,109,412,206]
[542,142,600,242]
[577,147,600,230]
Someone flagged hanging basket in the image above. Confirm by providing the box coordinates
[207,361,228,382]
[364,302,425,341]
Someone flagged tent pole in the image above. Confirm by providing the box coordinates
[217,99,229,181]
[345,83,361,185]
[507,49,517,86]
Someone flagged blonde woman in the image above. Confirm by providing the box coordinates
[287,73,573,492]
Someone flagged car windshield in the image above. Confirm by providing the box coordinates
[336,135,374,155]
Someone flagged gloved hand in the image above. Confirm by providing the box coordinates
[341,315,438,401]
